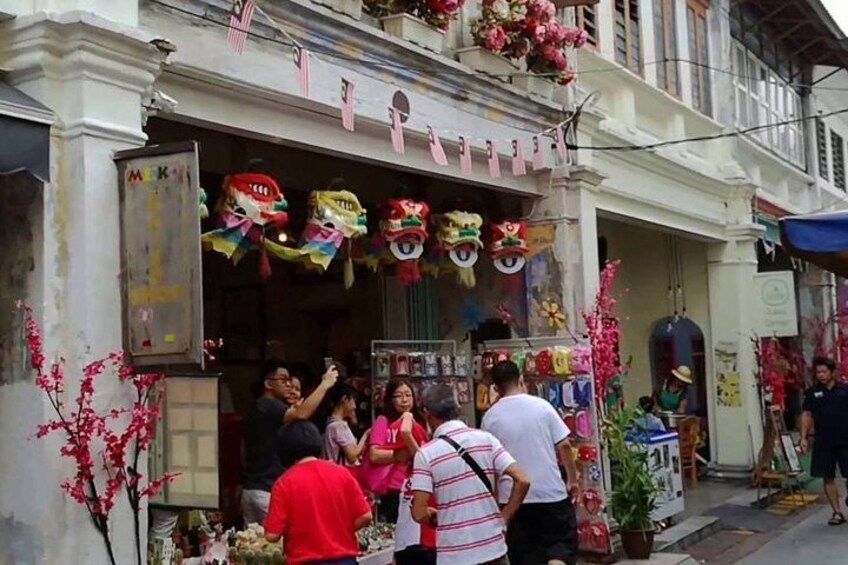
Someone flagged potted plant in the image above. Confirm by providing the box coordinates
[603,406,660,560]
[461,0,530,79]
[366,0,467,53]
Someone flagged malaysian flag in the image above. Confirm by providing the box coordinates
[459,136,472,175]
[341,79,355,132]
[428,127,448,166]
[487,140,501,178]
[227,0,256,55]
[511,140,526,176]
[294,46,311,98]
[390,107,405,154]
[533,134,545,171]
[555,123,567,161]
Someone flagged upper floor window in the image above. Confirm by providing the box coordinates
[615,0,641,74]
[731,42,805,168]
[653,0,679,96]
[577,5,599,47]
[817,119,829,181]
[686,0,711,115]
[833,131,846,190]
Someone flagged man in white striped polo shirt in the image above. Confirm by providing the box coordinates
[411,384,530,565]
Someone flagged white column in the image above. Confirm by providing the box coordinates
[707,218,765,469]
[0,10,165,564]
[525,167,603,337]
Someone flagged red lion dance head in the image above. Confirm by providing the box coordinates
[380,198,430,285]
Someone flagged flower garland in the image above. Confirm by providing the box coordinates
[582,260,625,405]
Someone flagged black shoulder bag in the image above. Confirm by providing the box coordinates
[439,435,494,495]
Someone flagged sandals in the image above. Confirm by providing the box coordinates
[828,512,846,526]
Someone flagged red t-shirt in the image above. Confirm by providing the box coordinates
[265,459,371,564]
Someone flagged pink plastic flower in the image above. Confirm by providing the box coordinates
[484,26,509,52]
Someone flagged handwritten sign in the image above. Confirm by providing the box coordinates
[753,271,798,338]
[115,142,204,370]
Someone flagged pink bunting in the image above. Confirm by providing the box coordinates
[341,79,355,132]
[487,140,501,178]
[555,124,567,161]
[390,107,405,154]
[459,136,472,175]
[294,46,311,98]
[428,127,448,166]
[511,140,526,176]
[533,135,545,171]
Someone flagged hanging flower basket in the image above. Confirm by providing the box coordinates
[381,13,446,53]
[311,0,363,19]
[513,74,555,98]
[457,47,518,82]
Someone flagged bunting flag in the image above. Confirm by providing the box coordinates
[555,124,567,161]
[459,136,472,175]
[390,107,405,154]
[763,240,777,261]
[341,79,355,132]
[294,46,311,98]
[533,135,545,171]
[227,0,256,54]
[487,140,501,178]
[428,127,448,166]
[511,140,526,176]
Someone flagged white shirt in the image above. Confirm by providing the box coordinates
[411,420,515,565]
[482,393,570,504]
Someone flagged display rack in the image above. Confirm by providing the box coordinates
[480,336,613,556]
[370,340,474,422]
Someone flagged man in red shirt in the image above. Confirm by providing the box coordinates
[265,421,372,564]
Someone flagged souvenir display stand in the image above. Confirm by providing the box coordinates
[628,431,684,522]
[370,340,474,420]
[479,337,613,556]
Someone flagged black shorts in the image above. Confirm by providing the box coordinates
[394,545,436,565]
[506,499,578,565]
[811,441,848,479]
[379,490,400,524]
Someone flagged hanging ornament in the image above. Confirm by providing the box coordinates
[432,210,484,288]
[486,220,529,275]
[201,172,290,279]
[379,198,430,285]
[341,78,356,132]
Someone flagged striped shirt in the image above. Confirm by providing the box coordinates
[411,420,516,565]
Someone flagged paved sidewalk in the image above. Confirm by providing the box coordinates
[738,505,848,564]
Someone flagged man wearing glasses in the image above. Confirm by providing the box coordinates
[241,359,338,525]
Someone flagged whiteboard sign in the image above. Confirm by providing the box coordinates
[753,271,798,337]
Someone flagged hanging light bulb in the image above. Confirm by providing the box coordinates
[277,231,289,244]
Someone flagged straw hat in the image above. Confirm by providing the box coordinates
[671,365,693,384]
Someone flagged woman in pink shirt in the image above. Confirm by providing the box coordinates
[368,379,421,522]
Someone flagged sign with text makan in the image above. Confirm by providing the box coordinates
[753,271,798,338]
[115,142,204,371]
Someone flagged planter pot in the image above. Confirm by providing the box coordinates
[457,47,518,82]
[513,74,556,99]
[311,0,362,19]
[381,13,445,53]
[620,529,655,560]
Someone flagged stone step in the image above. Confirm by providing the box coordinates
[616,553,700,565]
[654,515,722,553]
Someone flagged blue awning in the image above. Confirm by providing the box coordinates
[780,211,848,276]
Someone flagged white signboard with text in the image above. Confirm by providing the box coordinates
[754,271,798,337]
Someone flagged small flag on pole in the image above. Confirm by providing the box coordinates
[459,136,472,175]
[533,135,545,171]
[294,46,311,98]
[511,140,526,176]
[341,79,355,132]
[428,127,448,166]
[555,123,567,161]
[227,0,256,55]
[487,140,501,178]
[390,107,405,154]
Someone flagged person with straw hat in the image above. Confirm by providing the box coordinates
[655,366,692,414]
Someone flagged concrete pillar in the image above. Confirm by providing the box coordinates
[707,215,765,469]
[525,167,604,337]
[0,10,165,564]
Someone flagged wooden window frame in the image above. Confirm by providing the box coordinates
[614,0,642,74]
[577,5,599,48]
[833,130,846,191]
[653,0,679,96]
[817,119,830,182]
[687,0,711,115]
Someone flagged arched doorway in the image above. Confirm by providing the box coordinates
[649,318,707,419]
